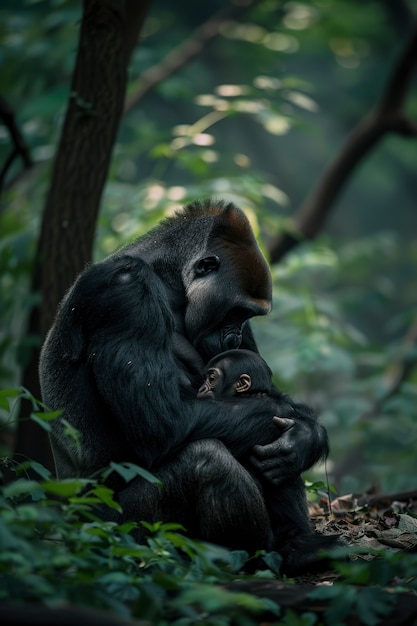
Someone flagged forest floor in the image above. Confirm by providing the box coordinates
[228,489,417,625]
[310,488,417,580]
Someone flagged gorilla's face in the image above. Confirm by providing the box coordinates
[183,240,271,361]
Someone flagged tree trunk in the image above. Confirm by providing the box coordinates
[14,0,151,475]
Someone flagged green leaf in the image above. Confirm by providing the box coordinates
[0,388,22,398]
[283,610,317,626]
[0,388,24,411]
[152,570,181,590]
[30,412,52,432]
[311,586,356,626]
[304,480,337,495]
[108,461,162,487]
[14,460,52,480]
[262,551,283,575]
[326,587,357,626]
[3,479,45,500]
[91,485,122,512]
[69,496,102,505]
[117,521,137,534]
[97,571,139,603]
[229,550,250,572]
[310,586,343,601]
[356,588,396,626]
[155,522,186,532]
[177,584,268,614]
[0,518,24,550]
[110,544,155,560]
[41,478,92,497]
[33,409,61,421]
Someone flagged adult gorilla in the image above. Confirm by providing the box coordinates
[40,199,329,566]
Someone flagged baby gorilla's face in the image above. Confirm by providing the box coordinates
[197,356,253,399]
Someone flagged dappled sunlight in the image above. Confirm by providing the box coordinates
[215,84,250,97]
[263,32,299,53]
[283,2,319,30]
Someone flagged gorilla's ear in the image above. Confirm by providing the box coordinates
[58,299,86,362]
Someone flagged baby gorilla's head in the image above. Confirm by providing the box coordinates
[197,349,272,399]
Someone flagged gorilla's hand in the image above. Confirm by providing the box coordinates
[272,416,294,433]
[250,413,328,486]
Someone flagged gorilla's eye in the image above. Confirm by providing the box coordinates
[195,255,220,276]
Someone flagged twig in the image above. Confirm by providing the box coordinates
[358,488,417,507]
[362,315,417,420]
[124,0,261,114]
[0,97,32,191]
[269,22,417,263]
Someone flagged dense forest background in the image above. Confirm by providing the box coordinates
[1,0,416,496]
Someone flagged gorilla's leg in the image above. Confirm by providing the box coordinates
[266,476,311,539]
[265,476,340,575]
[118,439,271,554]
[191,440,271,551]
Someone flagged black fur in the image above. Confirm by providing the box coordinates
[40,200,331,571]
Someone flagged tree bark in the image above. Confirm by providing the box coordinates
[14,0,151,474]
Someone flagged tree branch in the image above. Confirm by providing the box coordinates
[269,22,417,264]
[367,315,417,416]
[0,97,32,192]
[124,0,260,114]
[380,21,417,114]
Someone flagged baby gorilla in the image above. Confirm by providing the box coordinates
[197,347,272,396]
[197,348,293,434]
[198,349,339,575]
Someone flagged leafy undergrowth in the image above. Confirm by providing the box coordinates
[1,388,417,625]
[1,463,417,626]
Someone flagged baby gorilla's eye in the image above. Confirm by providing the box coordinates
[208,370,218,383]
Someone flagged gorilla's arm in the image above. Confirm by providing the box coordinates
[171,331,205,390]
[249,391,329,485]
[91,337,285,470]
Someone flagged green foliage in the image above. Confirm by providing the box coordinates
[311,584,398,626]
[103,461,164,488]
[0,387,61,461]
[305,480,336,497]
[0,213,38,383]
[307,543,417,625]
[280,611,318,626]
[2,391,417,624]
[252,235,417,492]
[1,454,417,625]
[0,457,280,624]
